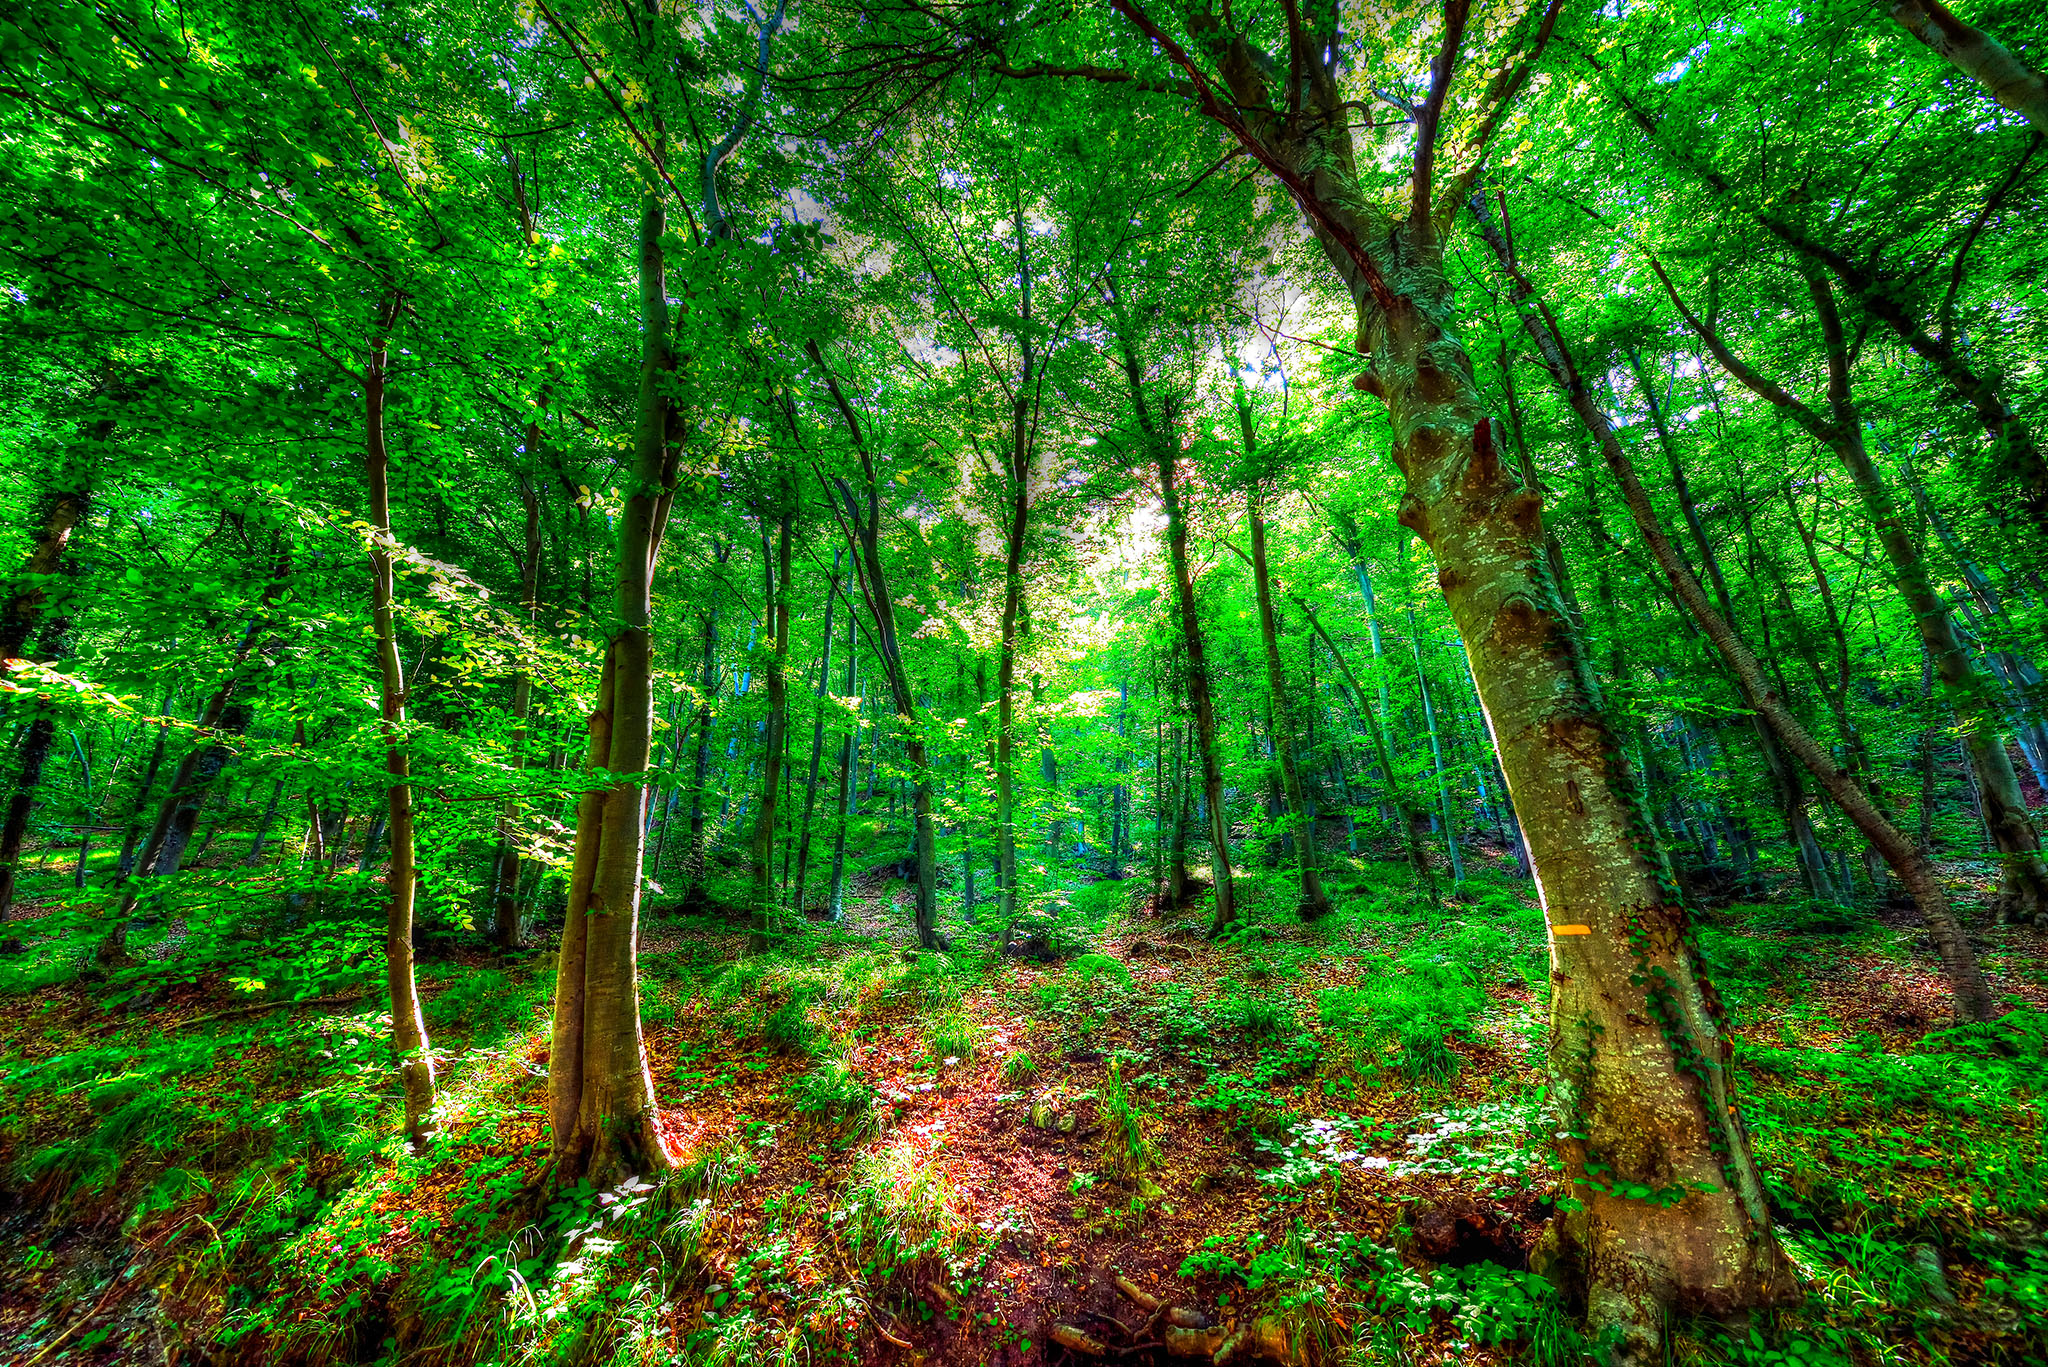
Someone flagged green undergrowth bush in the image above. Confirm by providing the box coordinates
[1097,1057,1156,1180]
[1738,1009,2048,1244]
[836,1139,981,1284]
[786,1056,878,1140]
[1178,1223,1584,1367]
[1319,945,1485,1083]
[1036,953,1134,1049]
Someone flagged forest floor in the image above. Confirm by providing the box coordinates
[0,848,2045,1367]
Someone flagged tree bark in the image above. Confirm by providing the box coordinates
[550,188,680,1181]
[1110,318,1235,934]
[1889,0,2048,132]
[363,297,437,1147]
[808,340,944,949]
[1239,434,1331,917]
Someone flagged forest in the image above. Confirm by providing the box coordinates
[0,0,2044,1364]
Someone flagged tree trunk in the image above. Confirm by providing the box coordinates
[682,545,728,915]
[1666,258,2048,925]
[809,340,943,949]
[828,598,856,921]
[364,296,436,1147]
[1111,321,1234,933]
[1240,441,1331,918]
[793,551,841,917]
[749,493,794,946]
[1300,603,1440,906]
[1889,0,2048,132]
[491,475,543,950]
[550,189,680,1181]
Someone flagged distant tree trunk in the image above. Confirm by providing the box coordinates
[246,780,284,866]
[116,692,177,880]
[1300,603,1439,907]
[683,545,728,915]
[1239,441,1331,919]
[1109,310,1234,934]
[101,550,288,962]
[793,551,841,917]
[1664,257,2048,925]
[1406,592,1465,884]
[828,600,857,921]
[0,437,97,920]
[809,340,943,950]
[491,475,543,950]
[749,488,795,947]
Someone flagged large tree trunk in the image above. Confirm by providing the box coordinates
[365,298,436,1147]
[1889,0,2048,132]
[1352,255,1795,1343]
[550,190,680,1181]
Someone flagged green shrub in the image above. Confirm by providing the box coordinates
[786,1058,878,1139]
[838,1140,977,1279]
[928,1010,981,1063]
[1098,1057,1156,1179]
[1002,1051,1038,1083]
[764,991,826,1057]
[1212,992,1297,1041]
[1318,946,1483,1082]
[1066,953,1132,991]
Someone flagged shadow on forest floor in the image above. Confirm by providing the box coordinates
[1,850,2045,1366]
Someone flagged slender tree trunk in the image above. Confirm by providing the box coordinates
[363,297,436,1146]
[828,600,856,921]
[1668,259,2048,924]
[749,493,794,947]
[793,551,840,917]
[491,477,543,949]
[1109,319,1234,933]
[1301,604,1441,907]
[0,445,96,920]
[1474,208,1994,1015]
[683,546,727,915]
[1240,452,1331,918]
[550,188,680,1181]
[810,341,943,949]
